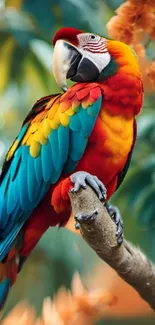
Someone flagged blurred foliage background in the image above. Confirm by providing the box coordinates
[0,0,155,323]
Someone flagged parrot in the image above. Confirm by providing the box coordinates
[0,27,143,309]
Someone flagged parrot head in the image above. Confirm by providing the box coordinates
[52,27,141,91]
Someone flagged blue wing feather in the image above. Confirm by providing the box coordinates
[10,150,21,181]
[27,154,38,202]
[1,204,22,238]
[50,169,62,184]
[6,177,16,215]
[66,97,101,172]
[69,130,87,161]
[64,157,79,174]
[41,140,53,182]
[69,113,81,132]
[18,149,30,211]
[49,130,61,171]
[10,201,22,225]
[0,278,10,308]
[17,123,29,142]
[58,125,69,165]
[34,155,42,184]
[0,215,27,260]
[1,200,8,231]
[77,106,97,137]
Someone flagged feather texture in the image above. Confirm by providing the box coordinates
[0,83,102,262]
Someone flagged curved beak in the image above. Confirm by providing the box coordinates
[52,40,100,91]
[52,40,82,92]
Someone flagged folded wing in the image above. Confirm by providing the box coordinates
[0,83,102,260]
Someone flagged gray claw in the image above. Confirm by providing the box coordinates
[74,210,98,227]
[105,204,123,245]
[70,171,107,201]
[75,221,80,229]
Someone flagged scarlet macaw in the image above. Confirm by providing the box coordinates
[0,27,143,308]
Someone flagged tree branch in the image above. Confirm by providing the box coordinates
[69,186,155,311]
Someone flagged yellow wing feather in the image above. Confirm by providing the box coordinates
[7,83,101,160]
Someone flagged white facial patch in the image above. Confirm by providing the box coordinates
[79,49,111,73]
[77,33,111,72]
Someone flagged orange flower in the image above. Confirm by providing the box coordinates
[116,1,140,22]
[53,287,77,322]
[1,272,117,325]
[129,0,155,9]
[1,303,36,325]
[146,61,155,90]
[107,15,134,43]
[72,272,117,316]
[107,1,155,43]
[2,264,153,324]
[132,43,146,58]
[145,14,155,39]
[106,0,155,93]
[38,298,65,325]
[133,29,145,44]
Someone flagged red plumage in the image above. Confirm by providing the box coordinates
[20,72,142,257]
[53,27,82,46]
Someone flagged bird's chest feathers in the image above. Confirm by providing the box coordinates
[90,109,133,164]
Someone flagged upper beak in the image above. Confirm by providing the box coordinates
[52,40,81,92]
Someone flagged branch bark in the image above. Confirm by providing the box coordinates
[69,186,155,311]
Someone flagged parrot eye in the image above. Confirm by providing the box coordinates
[88,34,100,42]
[90,34,96,40]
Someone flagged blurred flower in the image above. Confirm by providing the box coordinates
[133,29,145,44]
[1,303,36,325]
[1,272,117,325]
[107,0,155,93]
[107,4,134,43]
[37,298,65,325]
[36,273,116,325]
[107,2,136,43]
[129,0,155,10]
[107,1,155,43]
[132,43,146,58]
[137,57,152,91]
[146,15,155,40]
[146,61,155,90]
[1,264,154,324]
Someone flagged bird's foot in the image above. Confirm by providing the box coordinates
[105,203,123,245]
[74,210,98,230]
[70,171,107,201]
[70,171,106,231]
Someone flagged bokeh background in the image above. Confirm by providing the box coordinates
[0,0,155,323]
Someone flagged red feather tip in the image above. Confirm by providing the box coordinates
[53,27,82,46]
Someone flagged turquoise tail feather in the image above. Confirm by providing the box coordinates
[0,278,10,310]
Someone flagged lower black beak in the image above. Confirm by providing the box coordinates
[69,57,100,82]
[65,44,100,82]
